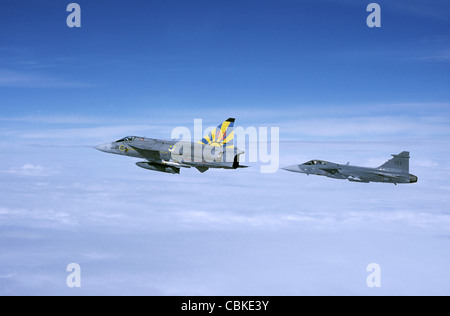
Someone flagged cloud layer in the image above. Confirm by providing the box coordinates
[0,135,449,295]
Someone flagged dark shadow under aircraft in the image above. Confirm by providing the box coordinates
[283,151,418,185]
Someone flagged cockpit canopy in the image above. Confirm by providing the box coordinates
[116,136,137,142]
[303,160,327,166]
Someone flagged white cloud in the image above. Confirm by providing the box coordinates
[1,115,450,295]
[0,115,99,125]
[0,273,14,279]
[4,164,57,177]
[82,252,119,261]
[416,49,450,62]
[1,103,450,147]
[0,207,79,227]
[0,69,93,88]
[278,116,450,140]
[415,159,440,168]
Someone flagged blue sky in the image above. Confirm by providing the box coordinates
[1,0,450,119]
[1,0,450,295]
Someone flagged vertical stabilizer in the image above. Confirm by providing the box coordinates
[379,151,410,172]
[198,118,235,149]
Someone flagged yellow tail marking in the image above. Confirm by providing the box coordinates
[220,121,231,134]
[224,131,234,144]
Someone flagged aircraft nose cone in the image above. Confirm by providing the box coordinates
[282,165,303,173]
[95,143,111,153]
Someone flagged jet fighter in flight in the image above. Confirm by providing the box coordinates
[95,118,246,174]
[283,151,418,184]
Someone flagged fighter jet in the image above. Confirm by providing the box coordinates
[95,118,247,174]
[283,151,418,184]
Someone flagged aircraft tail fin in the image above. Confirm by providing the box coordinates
[379,151,410,172]
[198,118,235,149]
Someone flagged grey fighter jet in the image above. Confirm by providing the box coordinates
[283,151,418,184]
[95,118,247,174]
